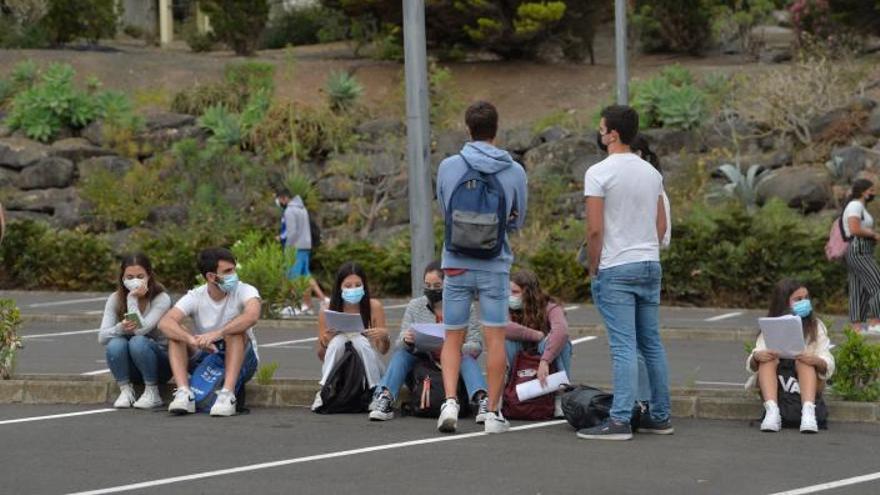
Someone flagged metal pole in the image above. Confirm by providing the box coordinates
[403,0,434,297]
[614,0,628,105]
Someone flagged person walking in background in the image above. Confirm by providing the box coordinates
[275,188,326,317]
[840,179,880,333]
[579,105,672,441]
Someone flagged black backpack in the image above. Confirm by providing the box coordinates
[768,359,829,429]
[314,341,371,414]
[402,355,470,418]
[561,385,643,430]
[309,217,322,250]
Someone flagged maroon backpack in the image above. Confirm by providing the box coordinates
[502,351,556,420]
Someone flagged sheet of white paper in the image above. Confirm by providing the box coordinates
[758,315,806,359]
[515,370,571,402]
[323,309,365,333]
[413,332,444,353]
[412,323,446,339]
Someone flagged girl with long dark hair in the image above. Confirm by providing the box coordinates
[313,261,390,410]
[746,279,834,433]
[841,179,880,331]
[98,253,172,409]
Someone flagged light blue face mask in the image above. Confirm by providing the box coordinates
[342,286,365,305]
[508,295,523,311]
[217,273,239,294]
[792,299,812,318]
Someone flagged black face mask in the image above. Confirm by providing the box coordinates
[424,288,443,304]
[596,131,608,153]
[866,194,876,203]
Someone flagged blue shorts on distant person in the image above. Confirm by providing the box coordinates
[442,269,509,329]
[287,249,311,278]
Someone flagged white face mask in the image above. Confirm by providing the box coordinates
[124,278,146,292]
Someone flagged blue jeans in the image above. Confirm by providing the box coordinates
[505,338,573,378]
[105,335,172,386]
[287,249,311,278]
[443,269,509,328]
[376,348,487,401]
[591,261,670,423]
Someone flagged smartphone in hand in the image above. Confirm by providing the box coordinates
[124,312,142,329]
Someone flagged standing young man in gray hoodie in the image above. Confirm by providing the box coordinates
[435,101,528,434]
[275,188,326,315]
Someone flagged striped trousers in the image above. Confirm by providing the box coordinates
[845,237,880,322]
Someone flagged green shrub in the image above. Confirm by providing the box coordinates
[831,328,880,401]
[0,299,23,379]
[231,231,297,317]
[522,244,589,303]
[42,0,118,45]
[262,5,346,49]
[171,62,275,116]
[629,66,708,130]
[632,0,713,54]
[325,71,363,112]
[183,22,216,53]
[224,62,276,96]
[200,0,270,56]
[0,220,116,291]
[251,103,358,162]
[255,361,279,385]
[314,237,412,296]
[80,161,170,229]
[0,15,50,49]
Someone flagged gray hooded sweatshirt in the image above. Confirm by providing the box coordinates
[436,141,528,273]
[284,196,312,250]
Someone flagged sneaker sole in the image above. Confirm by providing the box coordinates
[210,410,236,417]
[639,427,675,435]
[133,402,163,410]
[576,432,633,441]
[800,427,818,434]
[760,427,781,432]
[485,424,510,434]
[475,414,488,424]
[437,417,458,433]
[369,412,394,421]
[169,405,195,415]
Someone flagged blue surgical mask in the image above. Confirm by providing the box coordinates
[217,273,239,294]
[792,299,812,318]
[508,295,523,311]
[342,286,365,305]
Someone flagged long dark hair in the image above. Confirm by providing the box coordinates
[329,261,372,329]
[115,253,165,321]
[842,179,873,212]
[767,278,818,344]
[510,269,557,334]
[631,134,660,173]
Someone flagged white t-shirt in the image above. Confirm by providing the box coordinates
[842,200,873,238]
[661,190,671,249]
[584,153,664,270]
[174,283,261,347]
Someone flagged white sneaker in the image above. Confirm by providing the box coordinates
[484,411,511,434]
[280,306,296,319]
[554,393,564,418]
[760,401,781,432]
[113,384,135,409]
[800,402,818,433]
[310,390,323,412]
[168,388,195,415]
[437,399,459,433]
[368,393,394,421]
[474,395,490,424]
[210,389,237,417]
[133,385,163,409]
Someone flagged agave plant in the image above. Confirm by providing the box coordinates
[325,71,363,112]
[718,163,766,210]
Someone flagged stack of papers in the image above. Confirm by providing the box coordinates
[412,323,445,352]
[515,370,571,401]
[758,315,806,359]
[323,310,365,333]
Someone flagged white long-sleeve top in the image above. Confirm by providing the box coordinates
[744,319,835,389]
[98,291,172,347]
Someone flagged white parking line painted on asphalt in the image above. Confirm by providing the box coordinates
[81,369,110,376]
[704,312,743,322]
[0,408,116,426]
[564,305,579,311]
[21,328,100,339]
[67,419,568,495]
[695,381,746,387]
[571,336,597,345]
[28,297,107,308]
[768,471,880,495]
[260,337,318,348]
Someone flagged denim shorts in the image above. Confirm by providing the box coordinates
[443,269,509,328]
[287,249,311,278]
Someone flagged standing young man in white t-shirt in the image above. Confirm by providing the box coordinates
[158,248,261,416]
[578,105,672,441]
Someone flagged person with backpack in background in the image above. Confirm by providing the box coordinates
[435,100,528,434]
[99,253,172,409]
[369,261,489,422]
[312,261,390,411]
[275,187,326,317]
[504,269,572,418]
[839,179,880,333]
[158,248,261,417]
[746,279,835,433]
[580,105,672,441]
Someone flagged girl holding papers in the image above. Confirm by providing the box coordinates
[505,269,573,417]
[312,261,390,411]
[746,279,835,433]
[369,261,489,422]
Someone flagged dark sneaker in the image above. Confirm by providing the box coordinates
[369,394,394,421]
[576,420,633,441]
[639,416,675,435]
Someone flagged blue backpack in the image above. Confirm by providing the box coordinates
[444,155,507,260]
